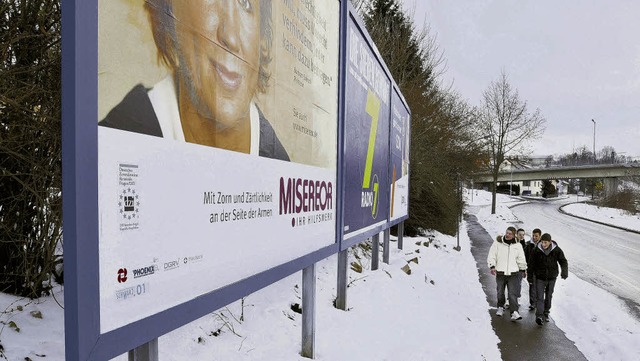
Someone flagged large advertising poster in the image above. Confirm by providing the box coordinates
[389,88,410,223]
[97,0,339,333]
[342,17,391,242]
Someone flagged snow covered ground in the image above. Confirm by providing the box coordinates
[1,190,639,360]
[562,202,640,232]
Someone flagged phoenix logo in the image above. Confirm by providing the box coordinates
[117,268,128,283]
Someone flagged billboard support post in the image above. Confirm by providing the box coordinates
[371,234,380,270]
[454,174,462,252]
[302,264,316,359]
[128,338,158,361]
[336,250,348,310]
[383,229,390,264]
[398,222,404,250]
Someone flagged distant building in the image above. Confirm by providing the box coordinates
[556,180,568,195]
[526,155,554,168]
[498,157,562,196]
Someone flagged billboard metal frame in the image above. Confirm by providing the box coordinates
[62,1,342,359]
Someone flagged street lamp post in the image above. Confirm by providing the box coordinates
[591,119,596,164]
[510,166,513,195]
[455,173,461,252]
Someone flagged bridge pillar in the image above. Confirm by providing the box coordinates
[603,177,619,198]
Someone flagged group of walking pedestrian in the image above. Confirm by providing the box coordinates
[487,226,569,326]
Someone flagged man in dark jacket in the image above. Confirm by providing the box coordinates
[528,233,568,325]
[524,228,542,310]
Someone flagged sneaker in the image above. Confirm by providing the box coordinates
[510,311,522,321]
[544,315,550,322]
[536,317,544,325]
[528,305,535,311]
[496,307,504,316]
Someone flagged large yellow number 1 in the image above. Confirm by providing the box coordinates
[362,90,380,188]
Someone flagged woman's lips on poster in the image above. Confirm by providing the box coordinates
[213,61,241,90]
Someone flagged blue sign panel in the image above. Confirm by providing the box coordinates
[342,16,391,246]
[389,87,411,224]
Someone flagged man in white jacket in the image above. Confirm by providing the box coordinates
[487,226,528,321]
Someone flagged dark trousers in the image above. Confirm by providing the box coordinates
[496,273,522,314]
[535,278,556,317]
[528,275,537,306]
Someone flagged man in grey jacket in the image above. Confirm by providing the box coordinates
[487,226,528,321]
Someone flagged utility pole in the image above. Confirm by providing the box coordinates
[591,119,596,164]
[510,165,513,195]
[455,173,462,251]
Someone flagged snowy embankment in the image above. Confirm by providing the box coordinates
[561,203,640,232]
[2,190,639,360]
[1,226,500,360]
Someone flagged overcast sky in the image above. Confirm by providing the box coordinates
[399,0,640,159]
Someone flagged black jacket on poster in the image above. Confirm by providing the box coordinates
[99,84,290,162]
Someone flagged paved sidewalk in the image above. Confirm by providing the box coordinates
[466,214,588,361]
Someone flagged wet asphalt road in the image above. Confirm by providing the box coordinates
[466,214,588,361]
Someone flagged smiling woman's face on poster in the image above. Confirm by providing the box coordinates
[99,0,338,166]
[155,0,266,133]
[131,0,273,153]
[172,0,262,130]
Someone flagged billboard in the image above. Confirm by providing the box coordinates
[388,87,411,223]
[64,1,411,358]
[342,14,391,245]
[97,0,339,334]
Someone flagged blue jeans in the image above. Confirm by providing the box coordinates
[496,273,522,314]
[535,278,557,317]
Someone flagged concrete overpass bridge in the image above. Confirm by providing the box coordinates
[473,163,640,195]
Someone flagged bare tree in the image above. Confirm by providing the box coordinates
[0,0,62,297]
[480,71,545,214]
[598,145,617,164]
